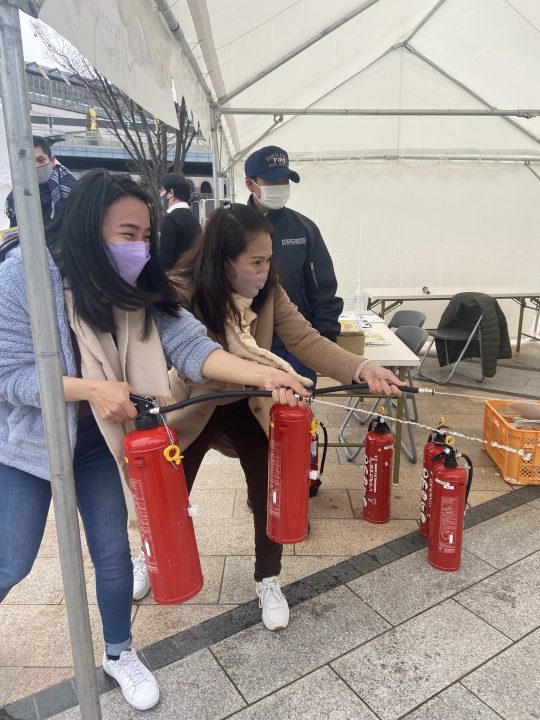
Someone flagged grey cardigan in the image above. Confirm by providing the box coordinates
[0,246,220,480]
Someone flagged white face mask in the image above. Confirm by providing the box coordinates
[253,182,290,211]
[36,162,54,185]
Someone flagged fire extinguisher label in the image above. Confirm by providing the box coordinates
[439,495,458,553]
[269,440,282,517]
[130,474,158,572]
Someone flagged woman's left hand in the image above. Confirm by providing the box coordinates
[360,362,405,396]
[271,387,308,407]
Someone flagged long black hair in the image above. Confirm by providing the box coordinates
[177,203,279,336]
[47,168,180,338]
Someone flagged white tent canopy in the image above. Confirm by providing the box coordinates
[38,0,540,329]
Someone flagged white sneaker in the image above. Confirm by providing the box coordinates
[102,649,159,711]
[133,552,150,601]
[255,576,289,631]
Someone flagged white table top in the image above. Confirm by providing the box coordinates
[365,286,539,302]
[362,322,420,367]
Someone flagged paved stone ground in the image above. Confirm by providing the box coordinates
[1,340,539,719]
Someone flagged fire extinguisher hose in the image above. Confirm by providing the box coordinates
[149,383,434,416]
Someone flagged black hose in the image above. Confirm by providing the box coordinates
[319,421,328,477]
[154,382,427,415]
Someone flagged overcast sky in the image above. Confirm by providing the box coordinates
[19,11,54,67]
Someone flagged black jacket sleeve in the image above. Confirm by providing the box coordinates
[303,219,343,341]
[159,210,201,271]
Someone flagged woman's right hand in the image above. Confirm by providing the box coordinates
[63,377,138,423]
[87,380,139,422]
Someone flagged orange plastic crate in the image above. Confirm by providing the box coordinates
[483,399,540,485]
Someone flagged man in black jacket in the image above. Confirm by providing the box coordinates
[245,145,343,385]
[159,173,201,270]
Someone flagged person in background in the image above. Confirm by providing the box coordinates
[0,170,307,713]
[133,203,403,631]
[5,135,77,229]
[245,145,343,388]
[158,173,201,270]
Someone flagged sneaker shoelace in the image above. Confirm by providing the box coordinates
[114,652,148,687]
[133,554,147,581]
[257,580,286,609]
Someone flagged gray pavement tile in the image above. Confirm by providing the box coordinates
[471,497,514,520]
[211,585,389,704]
[34,681,77,720]
[348,549,495,625]
[229,666,378,720]
[3,697,37,720]
[402,683,503,719]
[463,505,540,569]
[50,649,246,720]
[529,497,540,510]
[455,550,540,640]
[462,628,540,720]
[331,599,511,720]
[347,544,400,574]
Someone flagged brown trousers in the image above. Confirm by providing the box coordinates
[181,400,282,582]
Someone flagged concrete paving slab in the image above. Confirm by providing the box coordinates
[5,668,74,708]
[529,497,540,511]
[348,548,495,625]
[331,599,511,720]
[455,550,540,640]
[1,557,64,606]
[229,666,378,720]
[137,555,226,606]
[295,519,417,556]
[50,648,246,720]
[0,669,20,708]
[132,604,234,650]
[306,488,355,518]
[349,486,421,520]
[188,488,236,518]
[194,518,293,556]
[219,555,346,605]
[212,585,389,704]
[403,683,502,719]
[462,628,540,720]
[0,605,103,667]
[463,504,540,568]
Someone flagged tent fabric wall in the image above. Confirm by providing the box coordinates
[37,0,540,336]
[235,158,540,333]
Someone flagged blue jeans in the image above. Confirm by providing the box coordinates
[271,346,317,389]
[0,416,133,656]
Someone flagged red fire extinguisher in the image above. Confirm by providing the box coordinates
[363,408,394,524]
[124,396,203,604]
[419,417,449,538]
[308,418,328,497]
[428,437,473,572]
[267,403,312,543]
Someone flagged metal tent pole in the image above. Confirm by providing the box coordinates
[211,107,221,209]
[0,4,101,719]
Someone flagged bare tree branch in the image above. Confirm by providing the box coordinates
[33,21,200,212]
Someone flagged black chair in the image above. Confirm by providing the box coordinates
[388,309,426,329]
[416,307,484,385]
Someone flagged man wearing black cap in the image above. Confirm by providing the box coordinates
[245,145,343,386]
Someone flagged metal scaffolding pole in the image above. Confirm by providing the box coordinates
[0,4,101,719]
[211,108,221,210]
[222,107,540,117]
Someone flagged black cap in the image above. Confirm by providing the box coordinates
[245,146,300,183]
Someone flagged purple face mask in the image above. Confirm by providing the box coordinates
[105,241,150,285]
[228,260,268,298]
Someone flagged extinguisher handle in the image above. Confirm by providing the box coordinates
[461,453,474,502]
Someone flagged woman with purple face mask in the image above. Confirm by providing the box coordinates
[0,171,309,713]
[132,204,403,634]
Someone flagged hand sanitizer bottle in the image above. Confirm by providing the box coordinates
[354,280,365,315]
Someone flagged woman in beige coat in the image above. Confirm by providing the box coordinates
[136,204,402,631]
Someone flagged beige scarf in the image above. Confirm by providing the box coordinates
[65,291,172,519]
[224,293,313,388]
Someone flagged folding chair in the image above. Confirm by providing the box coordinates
[416,314,484,384]
[388,309,426,329]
